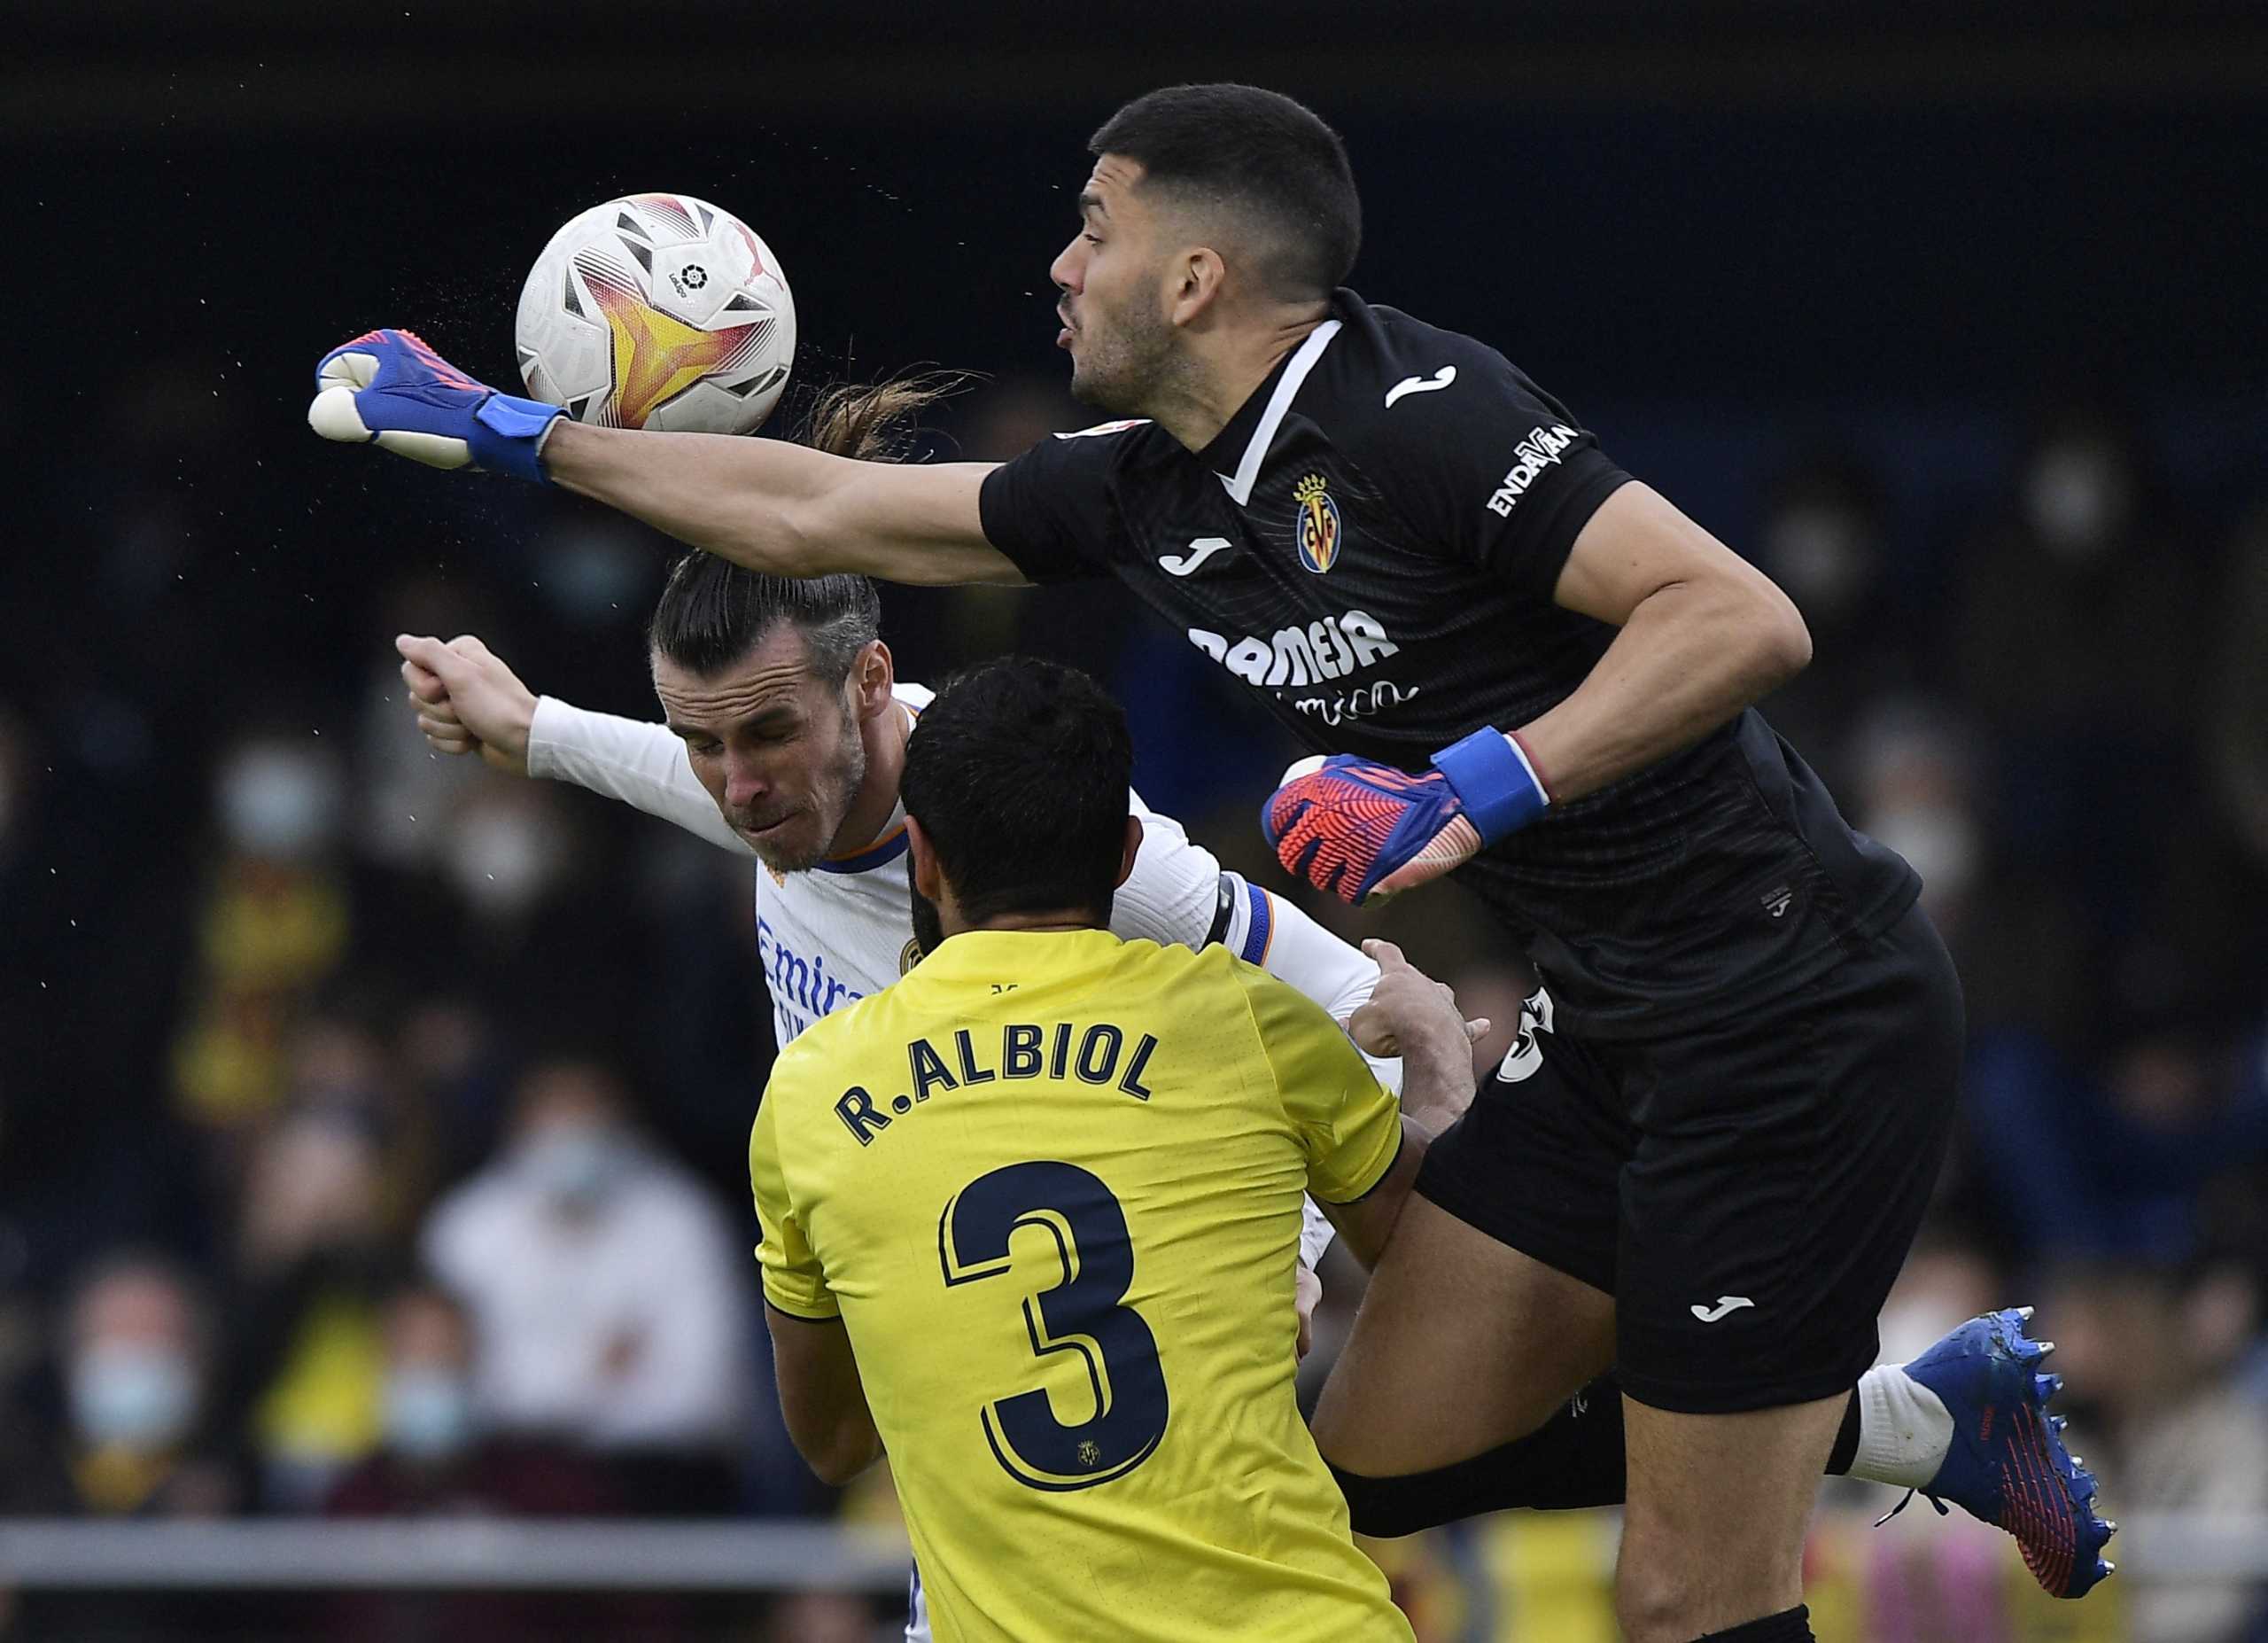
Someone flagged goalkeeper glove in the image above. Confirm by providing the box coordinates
[307,329,561,482]
[1262,728,1550,905]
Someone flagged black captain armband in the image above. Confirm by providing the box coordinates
[1204,873,1277,967]
[1205,875,1238,948]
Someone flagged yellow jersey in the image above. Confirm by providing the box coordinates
[750,926,1414,1643]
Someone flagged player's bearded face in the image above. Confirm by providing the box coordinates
[746,693,867,874]
[654,647,870,876]
[1054,160,1178,416]
[1064,271,1177,416]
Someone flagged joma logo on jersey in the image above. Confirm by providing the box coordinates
[1486,424,1581,517]
[1293,472,1343,574]
[1187,610,1400,689]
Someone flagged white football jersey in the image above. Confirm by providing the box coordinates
[530,682,1294,1038]
[749,684,1240,1049]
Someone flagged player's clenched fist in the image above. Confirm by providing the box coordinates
[1262,728,1553,905]
[1346,938,1487,1134]
[397,634,538,777]
[1346,938,1488,1061]
[308,329,562,481]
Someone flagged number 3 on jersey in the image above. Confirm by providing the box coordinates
[938,1161,1169,1491]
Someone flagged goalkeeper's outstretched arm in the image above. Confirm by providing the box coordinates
[308,328,1023,587]
[541,420,1026,588]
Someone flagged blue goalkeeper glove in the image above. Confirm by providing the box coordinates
[307,329,562,482]
[1262,728,1551,905]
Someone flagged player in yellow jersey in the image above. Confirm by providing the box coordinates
[749,656,1485,1643]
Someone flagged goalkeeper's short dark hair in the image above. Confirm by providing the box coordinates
[646,377,956,681]
[900,657,1134,926]
[1091,82,1360,301]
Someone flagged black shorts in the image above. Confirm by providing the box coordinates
[1414,899,1963,1414]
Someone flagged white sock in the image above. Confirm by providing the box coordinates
[1848,1363,1955,1490]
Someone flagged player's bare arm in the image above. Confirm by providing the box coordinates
[1266,482,1812,905]
[1324,939,1484,1265]
[1320,1117,1430,1271]
[765,1305,882,1485]
[1523,481,1812,801]
[307,327,1024,587]
[540,419,1025,587]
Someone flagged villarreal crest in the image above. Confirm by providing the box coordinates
[1293,472,1343,574]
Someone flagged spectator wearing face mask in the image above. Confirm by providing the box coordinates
[3,1253,255,1639]
[322,1280,630,1643]
[1846,705,1984,942]
[170,734,353,1138]
[390,774,649,1060]
[328,1279,610,1509]
[45,1250,236,1518]
[1748,454,1903,794]
[1953,409,2210,946]
[201,1017,435,1514]
[421,1058,755,1512]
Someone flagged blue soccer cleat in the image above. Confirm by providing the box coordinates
[1896,1306,2117,1598]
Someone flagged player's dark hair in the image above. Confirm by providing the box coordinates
[647,377,957,682]
[1090,83,1360,300]
[900,657,1133,926]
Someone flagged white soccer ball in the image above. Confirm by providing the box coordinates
[514,193,796,434]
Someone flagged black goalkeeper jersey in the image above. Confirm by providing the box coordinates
[979,289,1918,1040]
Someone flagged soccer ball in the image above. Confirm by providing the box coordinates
[514,193,796,434]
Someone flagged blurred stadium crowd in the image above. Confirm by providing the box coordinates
[7,4,2268,1628]
[2,361,2264,1640]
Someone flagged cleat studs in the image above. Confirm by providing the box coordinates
[2037,1341,2055,1356]
[2103,1560,2116,1575]
[2034,1372,2063,1399]
[2070,1454,2085,1468]
[2016,1304,2035,1321]
[2103,1520,2117,1535]
[2052,1414,2070,1432]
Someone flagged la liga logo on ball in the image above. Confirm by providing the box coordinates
[1293,471,1343,574]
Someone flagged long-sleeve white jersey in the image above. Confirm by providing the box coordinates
[526,681,1396,1269]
